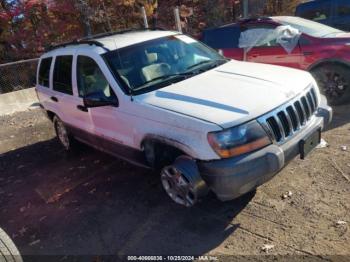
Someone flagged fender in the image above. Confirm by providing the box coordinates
[307,58,350,71]
[141,134,199,160]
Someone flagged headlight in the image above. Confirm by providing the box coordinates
[207,121,271,158]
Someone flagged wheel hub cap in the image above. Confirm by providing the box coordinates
[56,121,69,149]
[161,166,196,207]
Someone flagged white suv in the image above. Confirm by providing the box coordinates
[36,29,332,207]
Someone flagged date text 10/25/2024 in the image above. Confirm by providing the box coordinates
[127,256,219,261]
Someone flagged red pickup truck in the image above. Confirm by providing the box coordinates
[202,16,350,105]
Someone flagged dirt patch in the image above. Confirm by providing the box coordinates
[0,106,349,260]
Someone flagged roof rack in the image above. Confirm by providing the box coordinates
[79,27,165,41]
[239,16,273,23]
[46,40,108,52]
[46,27,166,52]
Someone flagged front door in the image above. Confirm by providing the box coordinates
[247,44,303,69]
[243,26,303,69]
[75,54,140,163]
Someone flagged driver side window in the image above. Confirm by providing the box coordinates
[77,56,116,98]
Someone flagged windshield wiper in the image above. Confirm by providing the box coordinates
[133,71,196,91]
[186,59,228,71]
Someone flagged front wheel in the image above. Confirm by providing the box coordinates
[311,64,350,105]
[160,156,208,207]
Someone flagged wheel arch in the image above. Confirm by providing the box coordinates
[308,58,350,72]
[141,135,198,168]
[45,110,56,121]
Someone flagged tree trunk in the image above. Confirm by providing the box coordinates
[75,0,92,37]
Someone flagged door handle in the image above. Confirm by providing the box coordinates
[77,105,88,112]
[50,96,58,102]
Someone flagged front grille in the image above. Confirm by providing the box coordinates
[258,86,318,144]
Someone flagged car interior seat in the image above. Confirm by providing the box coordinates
[141,63,171,82]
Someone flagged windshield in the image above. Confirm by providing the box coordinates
[103,35,227,95]
[274,16,344,38]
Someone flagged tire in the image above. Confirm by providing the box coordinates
[53,116,76,151]
[311,64,350,105]
[160,156,208,207]
[0,228,23,262]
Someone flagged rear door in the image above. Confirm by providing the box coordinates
[244,25,303,69]
[51,55,76,125]
[36,56,54,111]
[333,0,350,31]
[51,53,94,141]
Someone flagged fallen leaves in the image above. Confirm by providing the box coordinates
[261,244,275,253]
[336,220,347,226]
[316,139,328,149]
[29,239,40,246]
[39,216,47,222]
[89,188,97,194]
[19,226,27,236]
[282,191,293,200]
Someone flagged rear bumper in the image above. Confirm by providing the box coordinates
[198,96,332,201]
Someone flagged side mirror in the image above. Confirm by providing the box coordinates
[83,91,118,108]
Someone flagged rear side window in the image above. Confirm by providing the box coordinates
[202,26,241,49]
[337,0,350,16]
[296,1,331,21]
[53,56,73,95]
[38,57,52,87]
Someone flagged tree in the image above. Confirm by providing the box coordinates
[0,0,301,63]
[0,0,158,62]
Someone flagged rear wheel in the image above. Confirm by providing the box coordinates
[0,228,23,262]
[53,116,75,151]
[311,64,350,105]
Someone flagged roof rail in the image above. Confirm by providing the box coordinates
[46,27,166,52]
[79,27,165,41]
[239,16,273,23]
[46,40,107,52]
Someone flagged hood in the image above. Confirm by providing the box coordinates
[136,60,314,129]
[333,32,350,38]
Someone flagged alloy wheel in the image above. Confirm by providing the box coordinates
[55,118,70,150]
[161,165,197,207]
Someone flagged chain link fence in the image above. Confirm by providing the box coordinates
[0,58,39,94]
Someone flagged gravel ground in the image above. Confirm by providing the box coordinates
[0,107,349,261]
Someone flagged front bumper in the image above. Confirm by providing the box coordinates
[198,96,332,201]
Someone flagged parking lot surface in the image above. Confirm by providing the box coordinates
[0,107,349,260]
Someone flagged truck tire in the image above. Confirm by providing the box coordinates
[53,116,77,151]
[0,228,23,262]
[311,64,350,105]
